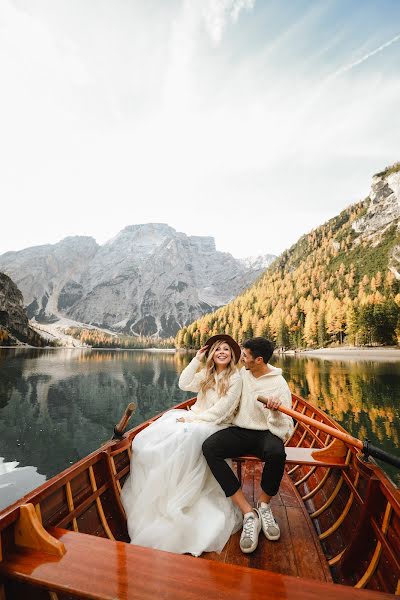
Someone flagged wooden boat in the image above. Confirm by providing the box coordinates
[0,393,399,599]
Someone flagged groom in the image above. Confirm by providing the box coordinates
[202,336,294,554]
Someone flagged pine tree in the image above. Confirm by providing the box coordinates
[303,311,317,346]
[317,309,328,347]
[183,331,193,347]
[276,321,290,349]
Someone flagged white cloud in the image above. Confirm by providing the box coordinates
[202,0,255,45]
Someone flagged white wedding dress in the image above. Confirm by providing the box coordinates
[120,408,242,556]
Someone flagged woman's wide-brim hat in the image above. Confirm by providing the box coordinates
[204,334,241,364]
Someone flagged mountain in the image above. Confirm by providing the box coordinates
[0,236,99,323]
[238,255,276,271]
[0,273,46,346]
[176,162,400,349]
[0,224,275,338]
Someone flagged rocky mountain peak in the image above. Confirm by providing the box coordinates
[188,236,216,253]
[239,254,277,271]
[103,223,183,261]
[58,235,98,247]
[0,225,276,338]
[351,163,400,278]
[352,167,400,242]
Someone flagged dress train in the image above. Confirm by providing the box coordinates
[121,409,242,556]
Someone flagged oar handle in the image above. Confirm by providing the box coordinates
[113,402,136,440]
[363,441,400,469]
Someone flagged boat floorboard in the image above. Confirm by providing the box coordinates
[203,463,332,583]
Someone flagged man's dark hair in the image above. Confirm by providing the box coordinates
[243,337,275,364]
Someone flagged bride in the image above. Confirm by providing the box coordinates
[120,334,243,556]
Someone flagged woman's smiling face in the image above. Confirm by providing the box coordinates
[212,342,232,368]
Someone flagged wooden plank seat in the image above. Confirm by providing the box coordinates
[0,527,394,600]
[234,446,347,485]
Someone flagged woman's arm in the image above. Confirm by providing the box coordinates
[178,357,205,392]
[185,373,242,425]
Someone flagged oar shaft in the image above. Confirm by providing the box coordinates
[276,404,364,451]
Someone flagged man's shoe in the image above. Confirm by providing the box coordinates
[257,502,280,540]
[239,510,261,553]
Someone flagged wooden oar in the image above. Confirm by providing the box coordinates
[112,402,137,440]
[257,398,400,469]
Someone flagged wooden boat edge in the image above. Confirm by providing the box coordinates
[1,394,399,599]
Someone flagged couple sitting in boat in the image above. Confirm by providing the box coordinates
[121,335,294,556]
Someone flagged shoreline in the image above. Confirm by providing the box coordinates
[0,345,176,352]
[290,346,400,361]
[2,345,400,360]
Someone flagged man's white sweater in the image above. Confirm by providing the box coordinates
[232,365,294,442]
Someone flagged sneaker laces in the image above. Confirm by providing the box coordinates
[242,514,257,539]
[259,505,276,528]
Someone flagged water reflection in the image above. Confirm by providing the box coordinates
[0,349,193,508]
[0,457,45,511]
[274,355,400,485]
[0,349,399,510]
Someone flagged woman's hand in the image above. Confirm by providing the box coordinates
[195,346,208,361]
[176,417,186,423]
[257,395,282,410]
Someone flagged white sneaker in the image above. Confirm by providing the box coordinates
[257,502,280,540]
[239,510,261,553]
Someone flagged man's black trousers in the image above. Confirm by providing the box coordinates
[202,427,286,498]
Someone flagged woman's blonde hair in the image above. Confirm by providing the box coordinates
[199,340,238,397]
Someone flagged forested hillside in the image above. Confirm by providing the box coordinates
[176,164,400,349]
[65,327,175,349]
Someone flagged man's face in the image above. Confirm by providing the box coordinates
[241,347,258,371]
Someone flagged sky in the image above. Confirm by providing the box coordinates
[0,0,399,259]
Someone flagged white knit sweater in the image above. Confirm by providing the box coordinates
[178,357,242,425]
[232,366,294,442]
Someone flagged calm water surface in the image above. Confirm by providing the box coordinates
[0,348,399,510]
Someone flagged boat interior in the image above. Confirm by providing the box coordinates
[0,394,399,599]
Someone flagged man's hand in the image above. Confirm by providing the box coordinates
[257,395,282,410]
[176,417,186,423]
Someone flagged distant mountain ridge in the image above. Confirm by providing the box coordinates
[0,223,275,338]
[177,163,400,349]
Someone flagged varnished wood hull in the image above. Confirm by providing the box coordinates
[285,395,400,594]
[0,394,399,599]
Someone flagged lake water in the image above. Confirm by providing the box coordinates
[0,348,399,510]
